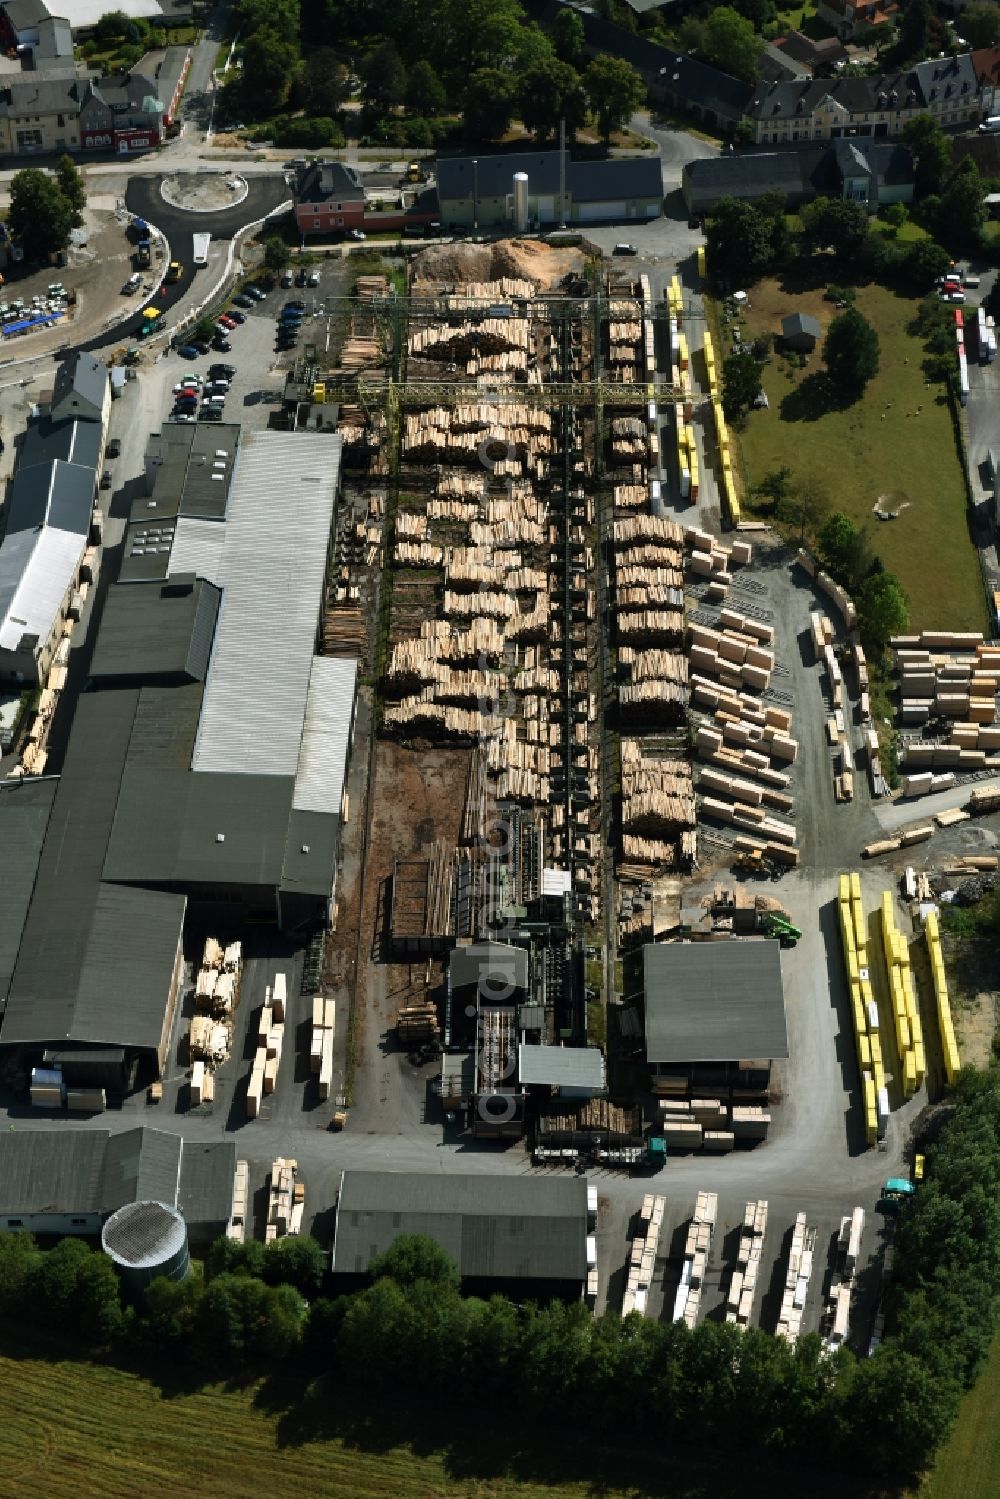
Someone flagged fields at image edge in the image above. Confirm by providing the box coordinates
[0,1344,901,1499]
[736,277,986,633]
[920,1330,1000,1499]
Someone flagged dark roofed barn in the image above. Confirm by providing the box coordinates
[332,1170,589,1300]
[781,311,821,351]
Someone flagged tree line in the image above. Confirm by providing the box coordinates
[4,1072,1000,1490]
[231,0,647,149]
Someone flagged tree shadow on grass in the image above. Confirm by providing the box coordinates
[250,1372,904,1499]
[778,370,845,422]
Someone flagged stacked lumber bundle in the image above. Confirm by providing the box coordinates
[621,745,695,834]
[617,608,684,646]
[408,318,531,362]
[924,909,960,1083]
[622,1193,664,1317]
[396,1000,440,1046]
[443,588,517,619]
[226,1159,249,1242]
[838,872,883,1145]
[673,1190,718,1328]
[823,1207,864,1352]
[893,632,998,732]
[310,995,336,1097]
[194,937,241,1016]
[878,891,924,1096]
[726,1200,768,1326]
[266,1157,303,1242]
[796,547,857,629]
[396,511,427,540]
[967,784,1000,814]
[688,619,775,693]
[776,1212,817,1346]
[610,415,647,464]
[383,699,485,738]
[355,274,389,302]
[613,483,646,511]
[189,1015,229,1067]
[339,332,382,371]
[395,540,444,568]
[443,276,536,306]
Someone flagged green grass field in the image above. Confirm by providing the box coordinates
[735,275,986,633]
[0,1341,903,1499]
[921,1332,1000,1499]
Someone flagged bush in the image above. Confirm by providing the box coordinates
[270,115,345,149]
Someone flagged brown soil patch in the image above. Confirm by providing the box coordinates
[411,237,583,292]
[954,990,997,1070]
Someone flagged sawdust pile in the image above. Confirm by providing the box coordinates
[410,237,583,291]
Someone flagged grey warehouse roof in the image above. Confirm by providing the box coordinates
[88,576,220,684]
[293,655,357,816]
[18,415,103,474]
[437,150,662,207]
[643,940,788,1063]
[518,1044,605,1090]
[333,1170,588,1282]
[0,778,56,1000]
[0,1127,234,1228]
[192,431,341,778]
[450,941,529,996]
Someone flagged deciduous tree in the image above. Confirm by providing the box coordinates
[583,55,646,146]
[903,114,951,196]
[722,345,763,417]
[463,68,516,141]
[823,306,880,398]
[405,58,446,117]
[701,6,763,82]
[518,57,586,142]
[8,168,75,260]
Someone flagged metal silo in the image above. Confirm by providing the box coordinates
[102,1200,189,1298]
[513,173,529,233]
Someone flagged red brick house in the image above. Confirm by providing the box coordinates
[293,161,365,236]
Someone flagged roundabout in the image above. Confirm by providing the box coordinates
[159,171,249,213]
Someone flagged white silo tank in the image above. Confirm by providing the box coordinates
[102,1199,190,1298]
[513,172,529,233]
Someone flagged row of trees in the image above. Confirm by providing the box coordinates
[4,1070,1000,1493]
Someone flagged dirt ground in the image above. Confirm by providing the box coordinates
[349,741,472,1131]
[410,237,583,291]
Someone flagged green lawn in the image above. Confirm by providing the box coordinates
[734,275,986,633]
[0,1339,902,1499]
[921,1332,1000,1498]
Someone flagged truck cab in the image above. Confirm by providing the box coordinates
[164,261,183,285]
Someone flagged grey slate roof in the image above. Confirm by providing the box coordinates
[88,577,220,684]
[518,1044,605,1089]
[297,159,364,206]
[684,150,815,200]
[568,155,663,203]
[782,312,821,339]
[50,351,106,423]
[333,1170,588,1283]
[0,1127,232,1226]
[0,778,56,1002]
[18,415,103,475]
[2,0,50,33]
[438,151,662,207]
[6,457,94,536]
[643,940,788,1063]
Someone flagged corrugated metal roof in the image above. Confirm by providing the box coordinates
[19,416,102,474]
[168,516,226,584]
[71,884,186,1049]
[518,1044,605,1089]
[293,655,356,815]
[0,778,56,1002]
[0,525,87,652]
[0,1130,109,1215]
[193,432,341,778]
[450,942,528,995]
[177,1138,237,1229]
[643,940,788,1063]
[88,578,220,684]
[333,1171,587,1282]
[101,1127,182,1211]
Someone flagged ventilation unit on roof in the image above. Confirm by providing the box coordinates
[216,833,225,843]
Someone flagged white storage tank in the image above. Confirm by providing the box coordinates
[102,1200,189,1297]
[513,172,529,233]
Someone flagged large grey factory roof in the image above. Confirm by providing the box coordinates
[167,515,226,584]
[518,1044,605,1090]
[88,577,220,684]
[642,940,788,1063]
[0,778,56,999]
[0,1127,233,1226]
[450,941,529,997]
[192,431,341,778]
[333,1171,587,1282]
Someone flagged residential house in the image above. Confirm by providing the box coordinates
[51,350,110,431]
[293,160,365,236]
[0,50,188,155]
[972,46,1000,115]
[912,52,980,128]
[773,30,849,73]
[816,0,899,41]
[0,71,88,153]
[746,72,929,145]
[781,312,821,351]
[760,41,812,84]
[682,138,914,213]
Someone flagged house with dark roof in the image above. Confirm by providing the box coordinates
[781,311,821,351]
[436,150,662,230]
[817,0,898,41]
[293,160,365,236]
[682,139,914,213]
[331,1170,589,1300]
[51,349,109,429]
[0,1127,235,1239]
[773,30,848,73]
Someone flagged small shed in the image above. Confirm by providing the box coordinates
[781,312,821,352]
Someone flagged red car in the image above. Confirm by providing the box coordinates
[217,314,237,329]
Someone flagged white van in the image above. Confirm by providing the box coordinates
[978,116,1000,133]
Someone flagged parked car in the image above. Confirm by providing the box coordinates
[177,345,199,359]
[199,407,223,421]
[285,299,306,311]
[190,340,211,354]
[107,437,122,458]
[210,363,236,378]
[613,242,638,256]
[245,285,267,301]
[295,268,308,286]
[121,273,142,294]
[348,229,366,241]
[307,269,321,286]
[100,469,112,489]
[226,308,247,324]
[217,314,237,329]
[212,337,232,352]
[232,293,255,308]
[281,270,294,287]
[170,413,196,422]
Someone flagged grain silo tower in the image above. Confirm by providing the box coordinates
[102,1200,190,1297]
[513,172,529,233]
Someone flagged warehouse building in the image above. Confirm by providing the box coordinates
[642,939,788,1089]
[0,1126,234,1240]
[0,356,107,686]
[0,430,357,1079]
[331,1170,588,1300]
[436,150,663,230]
[682,139,914,215]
